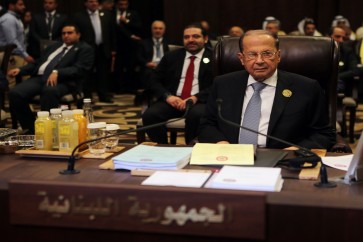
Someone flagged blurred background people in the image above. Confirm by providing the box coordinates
[228,25,244,37]
[28,0,68,59]
[262,16,286,35]
[114,0,142,94]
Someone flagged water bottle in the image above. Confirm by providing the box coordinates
[83,98,94,124]
[34,111,53,150]
[58,110,79,152]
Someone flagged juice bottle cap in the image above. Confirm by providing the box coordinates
[50,108,62,114]
[37,111,49,117]
[73,109,84,115]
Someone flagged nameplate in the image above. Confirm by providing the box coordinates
[9,180,266,240]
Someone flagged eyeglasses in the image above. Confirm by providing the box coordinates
[242,51,278,60]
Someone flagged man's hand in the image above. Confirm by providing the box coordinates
[24,55,35,63]
[166,95,183,109]
[176,96,197,110]
[46,72,58,86]
[131,35,141,41]
[146,61,158,69]
[217,141,230,144]
[7,68,20,77]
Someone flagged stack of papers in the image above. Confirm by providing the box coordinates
[205,166,283,192]
[142,170,212,188]
[112,145,193,170]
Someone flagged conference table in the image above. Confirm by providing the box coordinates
[1,145,362,242]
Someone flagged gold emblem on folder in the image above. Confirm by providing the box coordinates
[282,89,292,97]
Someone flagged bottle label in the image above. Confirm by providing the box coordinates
[59,125,71,135]
[59,142,70,149]
[35,122,45,134]
[36,139,44,148]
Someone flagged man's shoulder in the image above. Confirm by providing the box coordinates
[278,70,316,83]
[215,70,248,81]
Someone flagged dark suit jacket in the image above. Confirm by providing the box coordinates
[149,48,214,103]
[71,9,115,59]
[138,38,170,66]
[198,70,336,149]
[19,41,94,89]
[28,11,68,57]
[114,9,142,55]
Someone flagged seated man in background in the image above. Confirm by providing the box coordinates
[198,30,336,149]
[8,24,94,134]
[142,23,213,144]
[228,26,244,37]
[138,20,170,89]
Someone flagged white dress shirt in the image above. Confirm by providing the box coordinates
[176,49,205,97]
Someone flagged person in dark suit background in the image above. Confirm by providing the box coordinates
[328,26,360,94]
[198,30,336,149]
[138,20,170,89]
[28,0,68,58]
[71,0,115,103]
[142,23,214,144]
[114,0,142,94]
[7,24,94,134]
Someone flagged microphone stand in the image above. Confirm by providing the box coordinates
[59,99,194,175]
[216,99,336,188]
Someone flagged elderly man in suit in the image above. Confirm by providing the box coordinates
[138,20,170,88]
[198,30,336,149]
[28,0,68,58]
[8,24,94,134]
[142,23,213,144]
[71,0,115,103]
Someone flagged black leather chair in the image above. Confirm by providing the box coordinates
[214,36,350,152]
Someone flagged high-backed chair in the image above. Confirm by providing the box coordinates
[214,36,349,152]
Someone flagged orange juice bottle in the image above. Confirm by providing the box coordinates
[73,109,87,148]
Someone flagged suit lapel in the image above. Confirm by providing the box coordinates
[198,49,211,81]
[267,72,293,135]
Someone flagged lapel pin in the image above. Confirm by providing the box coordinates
[282,89,292,97]
[100,12,104,17]
[203,57,210,64]
[74,47,78,51]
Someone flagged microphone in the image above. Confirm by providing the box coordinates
[59,99,194,175]
[216,98,336,188]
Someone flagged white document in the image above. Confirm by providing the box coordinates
[142,170,212,188]
[190,143,254,165]
[322,154,353,171]
[205,165,283,192]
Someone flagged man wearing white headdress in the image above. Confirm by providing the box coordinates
[262,16,286,36]
[331,15,356,41]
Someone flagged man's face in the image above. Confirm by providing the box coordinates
[62,26,80,46]
[304,24,316,36]
[331,27,346,43]
[265,23,279,35]
[151,21,165,39]
[229,27,243,37]
[102,1,114,11]
[238,34,281,82]
[183,27,208,55]
[44,0,57,12]
[12,0,26,14]
[85,0,99,12]
[117,0,128,11]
